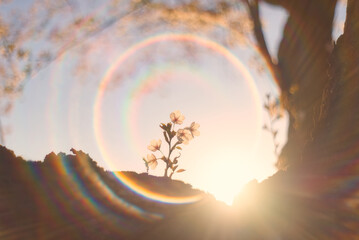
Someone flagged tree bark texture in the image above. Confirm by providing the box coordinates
[254,0,359,236]
[262,0,338,170]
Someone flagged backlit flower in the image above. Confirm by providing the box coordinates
[147,139,162,152]
[170,110,185,125]
[146,154,158,170]
[177,129,192,144]
[187,122,200,137]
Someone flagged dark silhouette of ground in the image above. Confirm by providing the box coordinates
[0,146,234,239]
[1,145,358,239]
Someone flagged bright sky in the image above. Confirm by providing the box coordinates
[3,1,346,205]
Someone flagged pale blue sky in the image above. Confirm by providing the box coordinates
[2,1,347,204]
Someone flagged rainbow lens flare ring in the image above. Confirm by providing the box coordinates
[94,33,263,204]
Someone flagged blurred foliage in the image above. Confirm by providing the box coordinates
[0,0,256,144]
[0,0,252,109]
[263,93,283,157]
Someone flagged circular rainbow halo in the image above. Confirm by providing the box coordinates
[94,33,263,204]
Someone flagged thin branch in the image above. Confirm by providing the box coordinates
[243,0,283,90]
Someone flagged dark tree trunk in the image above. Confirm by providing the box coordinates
[304,0,359,166]
[262,0,338,170]
[250,0,359,236]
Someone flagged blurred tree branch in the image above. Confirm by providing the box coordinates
[242,0,282,89]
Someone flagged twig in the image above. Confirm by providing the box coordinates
[242,0,283,89]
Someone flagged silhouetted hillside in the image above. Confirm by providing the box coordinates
[0,146,234,240]
[1,145,358,239]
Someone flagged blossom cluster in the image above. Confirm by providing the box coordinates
[143,110,200,178]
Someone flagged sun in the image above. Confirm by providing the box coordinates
[179,125,279,206]
[183,147,257,205]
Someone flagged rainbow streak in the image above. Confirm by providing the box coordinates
[19,158,81,236]
[45,154,157,235]
[45,41,157,233]
[63,154,158,233]
[94,33,263,204]
[112,171,203,204]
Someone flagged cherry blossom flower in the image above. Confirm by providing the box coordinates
[177,129,192,144]
[187,122,200,137]
[142,110,200,178]
[170,110,185,125]
[147,139,162,152]
[146,154,158,170]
